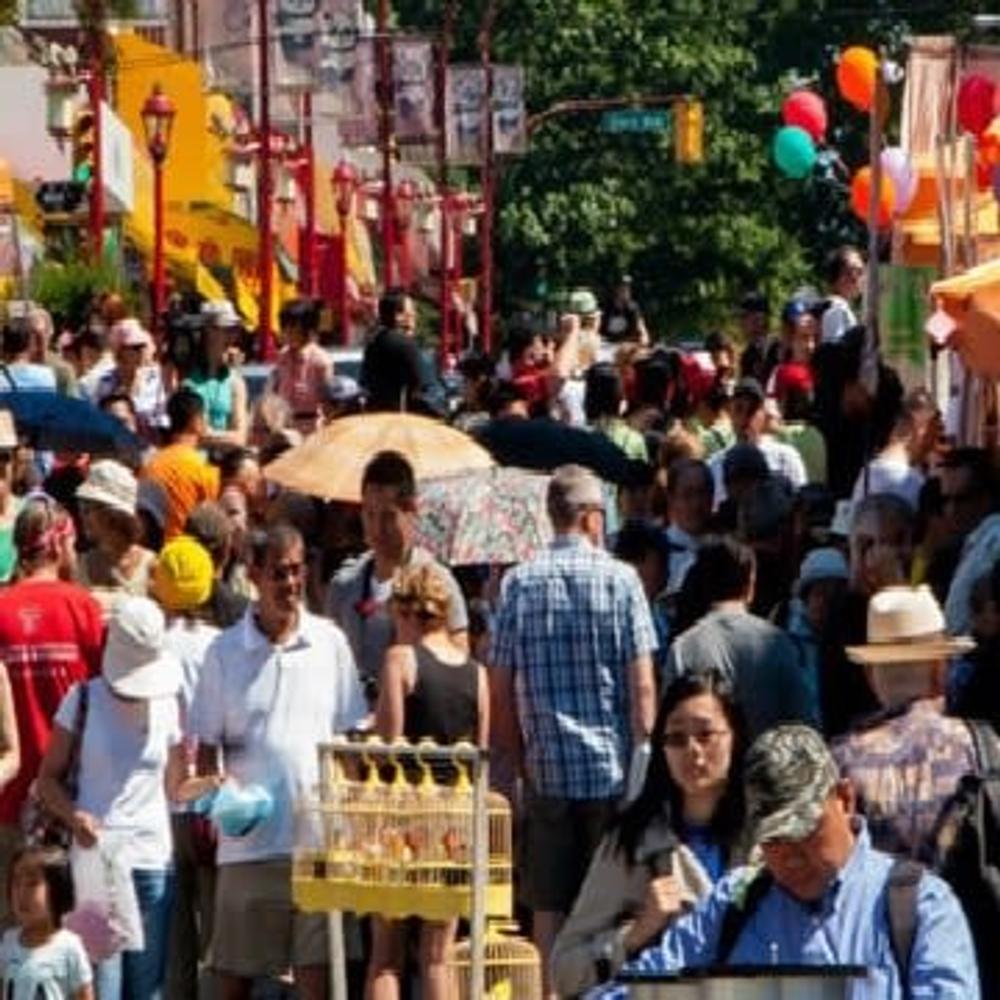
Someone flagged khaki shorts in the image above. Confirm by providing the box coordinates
[211,860,328,978]
[519,790,616,913]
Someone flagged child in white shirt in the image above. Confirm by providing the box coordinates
[0,846,92,1000]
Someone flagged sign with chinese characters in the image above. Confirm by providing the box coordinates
[393,39,435,142]
[446,65,486,164]
[492,65,527,156]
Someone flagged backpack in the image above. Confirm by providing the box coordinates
[928,719,1000,998]
[716,859,921,997]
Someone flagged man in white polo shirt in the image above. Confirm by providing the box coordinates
[189,523,367,999]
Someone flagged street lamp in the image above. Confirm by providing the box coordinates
[141,83,176,342]
[332,160,358,345]
[45,74,80,151]
[394,178,418,290]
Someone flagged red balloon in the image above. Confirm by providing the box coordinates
[781,90,828,143]
[957,74,997,137]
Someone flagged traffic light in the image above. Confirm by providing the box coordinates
[72,108,95,186]
[674,99,704,165]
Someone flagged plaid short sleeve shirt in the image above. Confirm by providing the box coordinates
[490,534,657,800]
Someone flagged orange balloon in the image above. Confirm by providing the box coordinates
[850,167,896,228]
[837,47,878,112]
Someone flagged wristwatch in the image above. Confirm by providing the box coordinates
[592,938,615,983]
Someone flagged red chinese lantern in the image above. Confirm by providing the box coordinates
[957,74,997,137]
[850,167,896,228]
[781,90,828,143]
[837,47,878,112]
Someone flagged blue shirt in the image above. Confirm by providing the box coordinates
[595,821,978,999]
[0,362,56,392]
[489,534,657,800]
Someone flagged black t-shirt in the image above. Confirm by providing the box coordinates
[361,327,444,416]
[600,301,643,342]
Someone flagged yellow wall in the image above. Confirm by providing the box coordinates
[114,33,231,211]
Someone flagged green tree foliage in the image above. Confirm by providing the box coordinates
[395,0,987,336]
[28,255,132,332]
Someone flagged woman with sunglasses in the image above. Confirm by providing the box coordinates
[367,563,489,1000]
[551,671,746,997]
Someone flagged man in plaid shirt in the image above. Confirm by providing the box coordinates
[490,464,658,998]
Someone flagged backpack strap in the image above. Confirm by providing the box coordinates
[886,858,922,1000]
[967,719,1000,775]
[715,870,773,964]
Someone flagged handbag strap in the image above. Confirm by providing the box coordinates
[63,680,90,801]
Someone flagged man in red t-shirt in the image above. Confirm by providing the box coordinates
[0,495,103,916]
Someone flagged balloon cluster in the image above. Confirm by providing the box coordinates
[772,44,916,229]
[957,73,1000,200]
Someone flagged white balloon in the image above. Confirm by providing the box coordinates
[881,146,918,215]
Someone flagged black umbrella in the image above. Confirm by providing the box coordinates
[474,417,651,486]
[0,391,143,459]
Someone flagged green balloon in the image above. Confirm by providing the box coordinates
[773,126,817,179]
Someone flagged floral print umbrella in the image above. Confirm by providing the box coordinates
[415,467,552,566]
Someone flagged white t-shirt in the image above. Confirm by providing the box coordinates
[188,609,367,866]
[851,455,925,511]
[821,295,857,344]
[0,927,91,1000]
[164,618,221,714]
[55,679,180,871]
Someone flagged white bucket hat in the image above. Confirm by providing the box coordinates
[846,585,975,665]
[202,300,242,328]
[76,459,138,516]
[102,597,181,699]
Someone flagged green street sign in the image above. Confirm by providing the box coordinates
[600,109,670,134]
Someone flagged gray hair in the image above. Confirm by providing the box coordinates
[547,464,604,529]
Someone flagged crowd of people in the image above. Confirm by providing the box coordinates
[0,242,993,1000]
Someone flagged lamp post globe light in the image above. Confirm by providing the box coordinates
[141,83,176,341]
[332,160,358,345]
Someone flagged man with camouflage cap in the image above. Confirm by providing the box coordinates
[598,725,977,998]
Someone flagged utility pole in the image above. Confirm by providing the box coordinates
[478,0,498,355]
[258,0,275,359]
[436,0,456,361]
[87,0,106,262]
[377,0,395,288]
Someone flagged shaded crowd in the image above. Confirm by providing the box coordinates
[0,243,994,999]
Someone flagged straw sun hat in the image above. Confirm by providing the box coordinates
[846,585,975,666]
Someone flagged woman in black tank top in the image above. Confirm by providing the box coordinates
[369,563,488,1000]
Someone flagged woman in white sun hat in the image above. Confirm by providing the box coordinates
[76,460,156,618]
[37,596,182,999]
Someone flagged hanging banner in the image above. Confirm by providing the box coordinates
[492,65,528,156]
[330,37,378,147]
[447,65,487,165]
[201,0,257,94]
[274,0,317,89]
[393,39,436,143]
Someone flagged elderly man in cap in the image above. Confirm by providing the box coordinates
[833,586,979,861]
[490,464,657,998]
[604,724,978,998]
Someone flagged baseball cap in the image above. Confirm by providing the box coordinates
[795,547,849,596]
[323,374,362,404]
[740,291,769,315]
[568,289,599,316]
[744,724,840,844]
[732,377,765,405]
[152,535,214,612]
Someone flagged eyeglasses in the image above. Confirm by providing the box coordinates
[663,729,730,750]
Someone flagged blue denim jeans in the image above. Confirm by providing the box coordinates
[95,868,175,1000]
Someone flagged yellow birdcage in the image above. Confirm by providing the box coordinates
[448,922,543,1000]
[293,739,513,921]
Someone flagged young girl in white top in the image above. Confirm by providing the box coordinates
[0,846,93,999]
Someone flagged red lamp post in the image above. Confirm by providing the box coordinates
[332,160,358,346]
[394,178,418,290]
[141,83,176,343]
